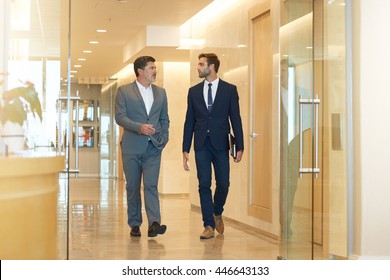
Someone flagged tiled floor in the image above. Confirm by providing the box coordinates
[57,177,279,260]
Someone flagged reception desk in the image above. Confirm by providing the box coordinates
[0,152,65,259]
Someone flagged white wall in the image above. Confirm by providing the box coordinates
[159,62,191,195]
[352,0,390,259]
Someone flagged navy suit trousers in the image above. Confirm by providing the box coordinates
[195,136,230,229]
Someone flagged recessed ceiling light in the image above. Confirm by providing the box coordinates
[89,41,99,44]
[83,50,92,53]
[74,65,82,68]
[78,58,86,61]
[70,70,77,73]
[96,29,107,33]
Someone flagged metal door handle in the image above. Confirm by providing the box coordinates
[57,95,80,176]
[250,132,259,138]
[298,95,320,177]
[74,97,79,173]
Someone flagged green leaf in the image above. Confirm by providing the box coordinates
[1,85,42,124]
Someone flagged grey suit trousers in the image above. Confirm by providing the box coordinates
[122,142,162,228]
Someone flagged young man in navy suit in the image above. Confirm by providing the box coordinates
[182,53,244,239]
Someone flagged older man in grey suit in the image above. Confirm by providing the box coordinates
[115,56,169,238]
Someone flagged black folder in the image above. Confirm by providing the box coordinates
[228,133,237,159]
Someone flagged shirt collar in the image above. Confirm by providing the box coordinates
[136,80,152,91]
[204,78,220,88]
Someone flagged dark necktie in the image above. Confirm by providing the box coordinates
[207,83,213,112]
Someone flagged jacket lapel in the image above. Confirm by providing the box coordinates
[149,84,159,115]
[212,79,224,110]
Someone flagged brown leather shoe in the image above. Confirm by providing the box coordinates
[130,226,141,237]
[200,226,215,239]
[214,214,224,234]
[148,222,167,237]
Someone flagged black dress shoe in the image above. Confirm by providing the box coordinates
[148,222,167,237]
[130,226,141,237]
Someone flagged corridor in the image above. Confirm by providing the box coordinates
[57,178,279,260]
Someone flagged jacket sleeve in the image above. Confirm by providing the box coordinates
[114,86,142,133]
[182,89,195,152]
[158,90,170,146]
[229,85,244,151]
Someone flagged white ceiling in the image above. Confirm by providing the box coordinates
[13,0,345,85]
[59,0,213,83]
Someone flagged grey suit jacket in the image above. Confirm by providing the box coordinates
[115,81,169,154]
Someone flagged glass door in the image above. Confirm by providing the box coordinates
[58,0,72,260]
[279,0,320,260]
[279,0,348,260]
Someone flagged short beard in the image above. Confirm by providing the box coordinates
[198,68,210,78]
[147,76,156,84]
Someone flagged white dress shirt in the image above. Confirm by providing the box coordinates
[136,80,154,115]
[203,78,219,109]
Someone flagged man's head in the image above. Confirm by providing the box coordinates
[134,56,157,84]
[197,53,220,78]
[280,58,294,89]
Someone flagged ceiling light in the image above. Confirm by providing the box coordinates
[83,50,92,53]
[96,29,107,33]
[117,0,128,2]
[74,65,82,68]
[78,58,86,61]
[89,41,99,44]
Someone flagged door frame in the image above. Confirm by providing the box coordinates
[248,0,276,223]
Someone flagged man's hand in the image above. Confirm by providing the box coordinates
[140,124,155,136]
[234,150,243,163]
[183,152,190,171]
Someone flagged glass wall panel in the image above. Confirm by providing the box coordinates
[1,0,67,259]
[100,82,118,179]
[279,0,348,260]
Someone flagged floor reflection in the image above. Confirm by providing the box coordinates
[57,177,279,260]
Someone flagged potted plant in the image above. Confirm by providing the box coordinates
[0,72,42,152]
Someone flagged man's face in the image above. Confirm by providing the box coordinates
[197,57,211,78]
[139,61,157,83]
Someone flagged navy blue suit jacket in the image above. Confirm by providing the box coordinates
[182,79,244,153]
